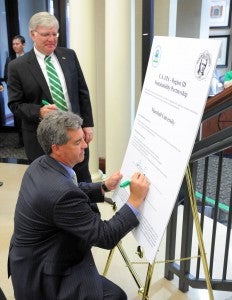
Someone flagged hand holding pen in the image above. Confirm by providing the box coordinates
[40,99,58,119]
[121,172,150,209]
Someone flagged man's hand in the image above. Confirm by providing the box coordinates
[83,127,94,144]
[128,172,150,209]
[39,104,58,119]
[102,171,123,192]
[0,85,4,92]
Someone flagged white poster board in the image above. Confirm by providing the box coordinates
[112,36,221,264]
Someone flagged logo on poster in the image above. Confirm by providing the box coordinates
[195,51,211,80]
[152,46,161,67]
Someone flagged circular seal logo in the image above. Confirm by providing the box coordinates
[152,45,161,67]
[195,51,211,80]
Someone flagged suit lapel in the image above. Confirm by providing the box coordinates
[54,49,72,99]
[26,50,52,100]
[43,155,70,180]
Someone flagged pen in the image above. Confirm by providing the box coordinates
[120,180,131,188]
[42,99,50,105]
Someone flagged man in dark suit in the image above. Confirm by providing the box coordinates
[7,12,93,182]
[4,35,26,81]
[4,35,25,148]
[8,110,150,300]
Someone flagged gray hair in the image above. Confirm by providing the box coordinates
[37,111,83,155]
[29,12,59,32]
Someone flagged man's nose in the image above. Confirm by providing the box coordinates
[82,139,88,148]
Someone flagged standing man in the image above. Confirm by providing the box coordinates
[4,35,26,148]
[7,12,93,182]
[8,110,150,300]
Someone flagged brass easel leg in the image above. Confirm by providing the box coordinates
[186,166,214,300]
[102,239,157,299]
[142,262,155,300]
[103,247,116,276]
[117,241,143,290]
[103,242,146,296]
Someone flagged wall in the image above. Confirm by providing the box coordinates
[134,0,143,110]
[95,0,105,159]
[176,0,203,38]
[154,0,171,36]
[18,0,47,52]
[209,13,232,77]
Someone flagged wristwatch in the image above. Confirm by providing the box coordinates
[101,181,110,192]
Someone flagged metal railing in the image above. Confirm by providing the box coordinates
[164,86,232,293]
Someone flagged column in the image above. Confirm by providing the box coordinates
[105,0,133,176]
[69,0,103,181]
[176,0,204,38]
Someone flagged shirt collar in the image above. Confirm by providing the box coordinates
[34,46,54,60]
[16,52,24,58]
[58,161,76,178]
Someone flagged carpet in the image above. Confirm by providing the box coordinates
[0,132,27,160]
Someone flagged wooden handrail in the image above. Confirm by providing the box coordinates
[205,85,232,114]
[200,84,232,155]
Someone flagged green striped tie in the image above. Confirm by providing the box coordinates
[45,56,68,111]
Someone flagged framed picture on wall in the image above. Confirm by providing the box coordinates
[209,0,232,28]
[209,35,230,67]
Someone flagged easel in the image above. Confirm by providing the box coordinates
[103,165,214,299]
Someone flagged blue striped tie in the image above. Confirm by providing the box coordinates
[71,173,78,185]
[45,56,68,111]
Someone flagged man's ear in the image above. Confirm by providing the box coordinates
[30,31,36,41]
[51,144,60,155]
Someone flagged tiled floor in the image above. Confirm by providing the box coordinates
[0,162,231,300]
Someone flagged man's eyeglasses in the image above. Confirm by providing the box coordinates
[34,31,59,38]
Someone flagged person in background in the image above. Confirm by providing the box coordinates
[0,81,3,183]
[7,12,93,182]
[0,81,4,148]
[4,35,26,148]
[8,110,150,300]
[208,69,224,97]
[4,35,26,81]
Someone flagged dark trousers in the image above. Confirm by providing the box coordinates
[14,115,23,146]
[102,276,127,300]
[73,147,92,183]
[0,288,6,300]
